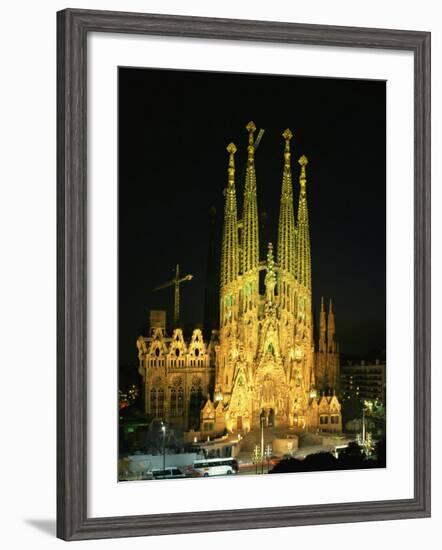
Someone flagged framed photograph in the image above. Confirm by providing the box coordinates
[57,8,431,541]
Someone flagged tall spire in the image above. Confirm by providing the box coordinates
[242,121,260,274]
[220,143,239,288]
[277,129,296,276]
[319,296,327,353]
[327,298,336,353]
[295,154,311,290]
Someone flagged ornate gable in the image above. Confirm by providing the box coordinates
[148,328,168,356]
[189,328,206,357]
[136,336,148,356]
[201,397,215,417]
[215,400,224,415]
[329,394,341,413]
[168,328,187,357]
[318,395,330,412]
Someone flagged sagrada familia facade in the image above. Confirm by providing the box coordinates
[137,122,341,436]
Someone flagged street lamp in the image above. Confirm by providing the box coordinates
[161,422,166,471]
[265,444,272,473]
[362,399,374,445]
[252,445,261,475]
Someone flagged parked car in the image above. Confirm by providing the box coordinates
[151,467,186,480]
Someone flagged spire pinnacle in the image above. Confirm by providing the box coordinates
[246,121,256,163]
[246,120,256,144]
[299,154,308,193]
[227,142,237,156]
[227,142,237,187]
[282,128,293,167]
[329,298,333,314]
[295,154,311,290]
[321,296,325,311]
[299,153,308,166]
[283,128,293,143]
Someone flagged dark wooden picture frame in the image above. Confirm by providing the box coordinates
[57,8,431,541]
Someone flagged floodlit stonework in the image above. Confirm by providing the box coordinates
[137,122,341,436]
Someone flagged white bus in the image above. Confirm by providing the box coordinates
[193,457,238,477]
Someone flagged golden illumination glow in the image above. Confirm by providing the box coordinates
[137,123,341,437]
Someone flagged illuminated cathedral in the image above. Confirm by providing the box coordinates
[137,122,341,436]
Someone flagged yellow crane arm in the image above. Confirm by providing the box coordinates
[152,280,175,291]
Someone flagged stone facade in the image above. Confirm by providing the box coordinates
[137,327,215,431]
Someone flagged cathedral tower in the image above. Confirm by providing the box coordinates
[220,143,239,292]
[241,122,260,361]
[315,298,340,392]
[327,299,336,353]
[294,155,315,394]
[319,297,327,354]
[277,129,297,357]
[218,142,241,399]
[326,299,339,389]
[316,296,328,388]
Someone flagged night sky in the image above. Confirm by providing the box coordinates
[118,67,386,368]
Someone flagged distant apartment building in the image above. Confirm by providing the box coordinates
[340,360,386,404]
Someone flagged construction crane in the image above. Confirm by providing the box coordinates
[152,264,193,327]
[254,128,265,150]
